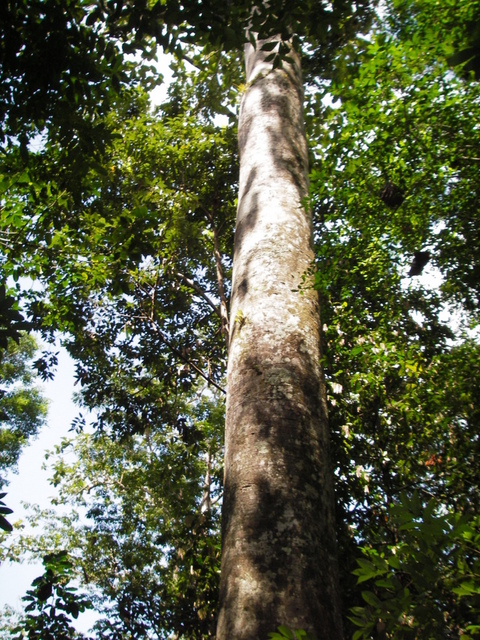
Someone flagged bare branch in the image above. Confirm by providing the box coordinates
[175,272,220,315]
[143,315,226,395]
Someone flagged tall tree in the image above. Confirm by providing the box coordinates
[0,1,382,639]
[4,2,480,637]
[1,2,375,638]
[218,39,341,639]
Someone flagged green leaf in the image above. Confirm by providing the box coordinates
[452,581,480,597]
[0,514,13,532]
[260,41,279,52]
[361,590,381,608]
[350,346,363,357]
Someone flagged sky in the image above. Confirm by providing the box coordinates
[0,344,101,633]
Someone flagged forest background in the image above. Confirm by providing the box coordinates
[1,0,480,638]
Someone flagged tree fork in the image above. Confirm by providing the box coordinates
[217,39,344,640]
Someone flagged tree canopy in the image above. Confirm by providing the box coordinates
[1,0,480,638]
[0,333,48,488]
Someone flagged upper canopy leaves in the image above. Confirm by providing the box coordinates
[0,0,376,147]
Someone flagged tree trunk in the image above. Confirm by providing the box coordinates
[217,40,344,640]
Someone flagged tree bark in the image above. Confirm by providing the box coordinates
[217,40,344,640]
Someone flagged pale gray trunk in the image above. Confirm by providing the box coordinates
[216,41,344,640]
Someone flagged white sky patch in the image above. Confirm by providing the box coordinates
[149,51,175,107]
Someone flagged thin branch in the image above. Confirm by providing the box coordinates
[206,210,230,346]
[175,272,220,315]
[181,50,217,71]
[143,315,226,394]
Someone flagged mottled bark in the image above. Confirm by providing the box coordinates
[217,38,343,640]
[216,40,344,640]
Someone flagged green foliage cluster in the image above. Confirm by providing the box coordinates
[1,73,238,437]
[269,625,316,640]
[11,551,92,639]
[0,0,159,155]
[304,1,480,636]
[0,333,47,487]
[0,492,13,533]
[1,0,480,638]
[0,285,32,349]
[4,392,224,637]
[350,493,480,639]
[1,30,239,636]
